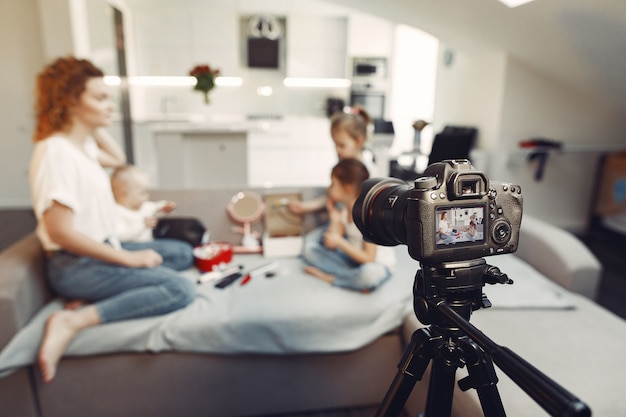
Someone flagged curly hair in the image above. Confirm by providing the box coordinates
[330,105,372,143]
[331,158,370,188]
[33,56,104,142]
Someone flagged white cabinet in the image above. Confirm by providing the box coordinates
[131,4,238,75]
[347,14,394,57]
[154,130,247,188]
[143,118,335,189]
[247,118,336,187]
[286,16,348,78]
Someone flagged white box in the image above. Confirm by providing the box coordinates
[263,232,303,258]
[262,192,304,257]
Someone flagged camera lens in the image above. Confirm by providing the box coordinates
[492,220,512,244]
[353,178,414,246]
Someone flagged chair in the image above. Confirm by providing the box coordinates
[389,125,477,181]
[427,126,477,166]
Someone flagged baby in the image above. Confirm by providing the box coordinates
[111,165,176,242]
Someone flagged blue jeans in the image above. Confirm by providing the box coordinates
[46,239,196,323]
[301,227,391,292]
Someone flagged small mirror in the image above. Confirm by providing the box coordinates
[227,191,264,251]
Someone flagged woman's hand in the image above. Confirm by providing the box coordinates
[44,202,163,268]
[92,128,126,168]
[121,249,163,268]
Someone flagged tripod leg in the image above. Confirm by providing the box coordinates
[375,328,440,417]
[424,357,457,417]
[458,337,507,417]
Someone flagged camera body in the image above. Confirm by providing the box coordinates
[353,159,523,265]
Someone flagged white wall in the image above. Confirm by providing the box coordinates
[125,0,352,120]
[389,24,438,155]
[432,43,507,152]
[490,58,626,232]
[0,0,45,207]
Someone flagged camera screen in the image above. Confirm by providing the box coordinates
[436,205,485,248]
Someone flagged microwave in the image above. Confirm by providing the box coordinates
[352,57,387,79]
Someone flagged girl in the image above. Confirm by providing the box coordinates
[30,56,196,383]
[302,158,395,292]
[329,106,378,176]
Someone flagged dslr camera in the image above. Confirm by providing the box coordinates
[353,159,523,265]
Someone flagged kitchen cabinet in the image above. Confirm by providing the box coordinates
[140,117,335,189]
[347,14,394,58]
[247,117,336,187]
[154,129,248,188]
[132,4,238,75]
[286,15,348,78]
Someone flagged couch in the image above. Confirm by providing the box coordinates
[0,186,623,417]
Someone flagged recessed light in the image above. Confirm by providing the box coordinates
[498,0,535,8]
[256,85,273,97]
[283,78,351,88]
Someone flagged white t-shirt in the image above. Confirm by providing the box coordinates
[342,209,396,268]
[439,218,453,234]
[115,200,166,243]
[29,136,120,251]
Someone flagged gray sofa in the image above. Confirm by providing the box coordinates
[0,186,623,417]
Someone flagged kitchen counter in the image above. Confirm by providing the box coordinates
[129,116,338,189]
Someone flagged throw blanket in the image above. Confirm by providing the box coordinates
[0,248,574,378]
[0,249,417,378]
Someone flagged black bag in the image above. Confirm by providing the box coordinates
[153,217,207,247]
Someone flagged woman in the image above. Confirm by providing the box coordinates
[30,56,196,383]
[437,211,457,244]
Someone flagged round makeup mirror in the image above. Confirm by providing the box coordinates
[226,191,264,250]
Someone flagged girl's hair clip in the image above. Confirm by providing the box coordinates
[344,106,361,116]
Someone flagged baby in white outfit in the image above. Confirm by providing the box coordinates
[111,165,176,242]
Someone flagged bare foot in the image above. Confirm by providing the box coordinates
[38,311,79,383]
[38,306,100,383]
[304,266,335,284]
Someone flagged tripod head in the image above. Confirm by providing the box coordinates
[413,258,511,327]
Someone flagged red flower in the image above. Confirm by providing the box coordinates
[189,64,221,104]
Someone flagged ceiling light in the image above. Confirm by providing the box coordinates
[256,85,273,96]
[283,78,351,88]
[103,76,243,87]
[498,0,535,8]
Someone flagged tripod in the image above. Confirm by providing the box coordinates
[376,258,591,417]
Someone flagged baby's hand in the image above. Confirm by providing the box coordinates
[323,229,342,250]
[159,201,176,214]
[326,200,342,224]
[144,216,158,228]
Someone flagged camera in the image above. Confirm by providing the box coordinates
[353,159,523,265]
